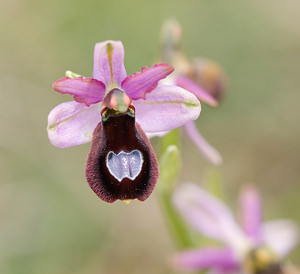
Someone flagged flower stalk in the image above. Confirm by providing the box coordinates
[157,144,194,249]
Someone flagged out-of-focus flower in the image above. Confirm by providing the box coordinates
[158,19,227,165]
[186,58,227,103]
[172,183,299,273]
[47,40,201,203]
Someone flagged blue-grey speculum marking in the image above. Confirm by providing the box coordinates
[106,150,144,182]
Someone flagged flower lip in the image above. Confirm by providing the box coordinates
[86,105,158,203]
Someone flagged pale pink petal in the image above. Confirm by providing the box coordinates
[262,220,299,258]
[121,64,174,100]
[183,121,223,166]
[176,76,218,107]
[53,77,106,106]
[172,248,238,271]
[133,85,201,133]
[47,101,101,148]
[93,40,127,86]
[173,183,250,255]
[239,186,262,244]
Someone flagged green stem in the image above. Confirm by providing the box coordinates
[157,129,194,249]
[158,188,194,249]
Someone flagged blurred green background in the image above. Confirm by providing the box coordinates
[1,0,300,273]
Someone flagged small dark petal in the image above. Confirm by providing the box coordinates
[85,110,159,203]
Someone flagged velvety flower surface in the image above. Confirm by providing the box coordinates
[172,183,299,273]
[47,40,201,202]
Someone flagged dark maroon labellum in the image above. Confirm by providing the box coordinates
[85,105,159,203]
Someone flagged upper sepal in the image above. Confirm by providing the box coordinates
[239,186,262,244]
[93,40,127,87]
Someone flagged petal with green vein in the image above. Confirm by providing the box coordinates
[47,101,101,148]
[133,85,201,133]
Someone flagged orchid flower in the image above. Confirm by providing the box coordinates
[172,183,299,273]
[158,19,226,165]
[47,40,201,203]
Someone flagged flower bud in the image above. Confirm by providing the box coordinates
[187,58,227,102]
